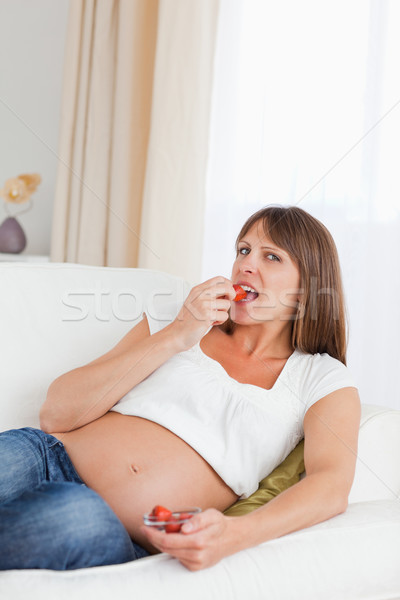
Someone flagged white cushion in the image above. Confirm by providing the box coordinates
[349,405,400,503]
[0,262,189,431]
[1,499,400,600]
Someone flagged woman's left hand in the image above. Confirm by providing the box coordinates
[140,508,240,571]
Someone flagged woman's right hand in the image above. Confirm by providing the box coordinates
[170,276,236,351]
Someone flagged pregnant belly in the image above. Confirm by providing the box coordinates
[50,412,238,552]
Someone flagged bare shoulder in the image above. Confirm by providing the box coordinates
[304,386,361,432]
[302,387,361,503]
[304,385,360,416]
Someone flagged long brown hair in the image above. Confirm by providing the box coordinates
[220,205,349,365]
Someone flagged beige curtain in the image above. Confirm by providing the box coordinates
[51,0,220,286]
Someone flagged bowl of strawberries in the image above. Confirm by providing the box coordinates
[143,505,201,533]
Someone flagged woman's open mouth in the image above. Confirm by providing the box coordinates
[237,285,259,303]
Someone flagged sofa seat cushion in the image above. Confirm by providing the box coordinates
[1,499,399,600]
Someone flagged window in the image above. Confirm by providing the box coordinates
[203,0,400,409]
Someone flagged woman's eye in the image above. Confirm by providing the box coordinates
[266,253,280,262]
[238,248,280,262]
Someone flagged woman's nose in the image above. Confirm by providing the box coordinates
[240,254,258,273]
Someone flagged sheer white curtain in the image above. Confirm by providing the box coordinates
[202,0,400,409]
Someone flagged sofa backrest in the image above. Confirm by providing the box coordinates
[0,262,190,431]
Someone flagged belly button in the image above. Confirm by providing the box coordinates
[130,464,141,475]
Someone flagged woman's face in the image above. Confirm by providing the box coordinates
[230,220,301,325]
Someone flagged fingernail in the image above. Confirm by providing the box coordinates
[182,522,193,533]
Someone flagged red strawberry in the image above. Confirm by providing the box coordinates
[165,517,182,533]
[151,505,172,522]
[178,512,193,521]
[233,284,246,302]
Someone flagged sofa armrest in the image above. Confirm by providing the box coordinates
[348,404,400,503]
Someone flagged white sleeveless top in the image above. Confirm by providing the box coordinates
[111,302,358,498]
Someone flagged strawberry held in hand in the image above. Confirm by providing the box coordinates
[165,517,182,533]
[151,505,172,522]
[233,284,246,302]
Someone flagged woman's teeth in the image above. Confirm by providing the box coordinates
[238,285,259,302]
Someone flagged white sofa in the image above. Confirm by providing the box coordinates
[1,262,400,600]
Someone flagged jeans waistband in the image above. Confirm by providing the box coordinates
[25,427,85,485]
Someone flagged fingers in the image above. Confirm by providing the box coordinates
[189,279,235,322]
[180,507,215,534]
[204,297,232,311]
[140,525,204,558]
[143,526,220,572]
[184,280,234,322]
[181,296,230,327]
[198,277,236,302]
[140,509,228,571]
[172,277,235,349]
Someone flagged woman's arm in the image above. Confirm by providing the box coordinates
[40,276,235,434]
[40,315,183,433]
[141,386,361,571]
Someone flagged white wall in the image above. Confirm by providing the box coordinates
[0,0,70,256]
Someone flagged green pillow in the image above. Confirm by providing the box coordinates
[223,439,305,517]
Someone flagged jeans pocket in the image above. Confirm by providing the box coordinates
[44,436,85,485]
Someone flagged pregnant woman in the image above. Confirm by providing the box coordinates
[0,205,360,571]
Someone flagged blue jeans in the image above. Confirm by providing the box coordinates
[0,427,150,570]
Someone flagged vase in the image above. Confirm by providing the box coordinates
[0,217,27,254]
